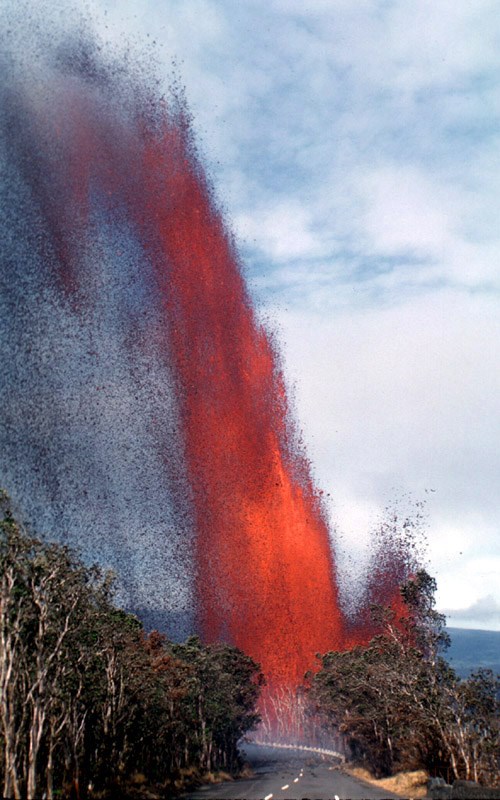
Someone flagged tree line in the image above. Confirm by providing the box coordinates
[3,484,498,797]
[309,570,500,788]
[0,491,263,799]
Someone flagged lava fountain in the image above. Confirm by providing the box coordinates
[0,6,412,692]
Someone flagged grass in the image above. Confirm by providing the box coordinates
[344,765,428,798]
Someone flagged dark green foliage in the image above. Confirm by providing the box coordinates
[0,492,262,799]
[309,570,499,786]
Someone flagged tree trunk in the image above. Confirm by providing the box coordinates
[3,723,22,800]
[5,767,21,799]
[27,702,45,799]
[46,738,54,800]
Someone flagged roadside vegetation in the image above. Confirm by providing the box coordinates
[309,570,500,788]
[0,491,262,799]
[2,486,498,798]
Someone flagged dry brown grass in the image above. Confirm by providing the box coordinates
[345,765,429,798]
[203,770,234,784]
[130,772,148,785]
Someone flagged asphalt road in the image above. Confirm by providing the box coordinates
[183,744,401,800]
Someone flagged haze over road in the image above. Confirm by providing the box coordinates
[184,744,400,800]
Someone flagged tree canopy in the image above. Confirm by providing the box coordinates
[309,570,499,786]
[0,491,262,799]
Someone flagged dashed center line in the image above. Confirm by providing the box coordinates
[293,777,299,782]
[281,784,289,791]
[264,794,273,800]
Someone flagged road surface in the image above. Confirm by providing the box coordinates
[183,744,401,800]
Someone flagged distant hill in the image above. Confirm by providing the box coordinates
[446,627,500,678]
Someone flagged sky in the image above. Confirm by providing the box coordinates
[85,0,500,630]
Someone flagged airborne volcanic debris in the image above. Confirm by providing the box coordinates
[0,1,416,691]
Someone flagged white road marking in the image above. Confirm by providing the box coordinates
[334,794,340,800]
[264,794,273,800]
[281,785,289,791]
[293,777,299,782]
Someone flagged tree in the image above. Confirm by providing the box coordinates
[310,570,499,786]
[0,491,263,797]
[170,636,263,773]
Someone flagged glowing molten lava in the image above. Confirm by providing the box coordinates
[1,26,413,693]
[139,110,345,687]
[39,86,345,686]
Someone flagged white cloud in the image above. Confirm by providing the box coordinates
[236,202,327,261]
[442,594,500,630]
[360,167,457,255]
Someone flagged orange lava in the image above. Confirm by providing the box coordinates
[36,74,410,690]
[139,113,345,687]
